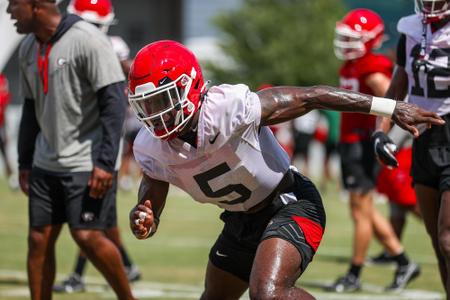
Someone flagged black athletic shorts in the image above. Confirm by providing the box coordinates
[29,167,117,229]
[325,141,338,158]
[209,170,326,282]
[339,140,379,193]
[293,132,314,156]
[411,113,450,193]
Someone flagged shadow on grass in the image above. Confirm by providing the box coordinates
[316,253,350,264]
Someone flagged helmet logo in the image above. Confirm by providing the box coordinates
[158,77,171,86]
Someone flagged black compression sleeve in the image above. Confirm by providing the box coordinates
[18,98,40,170]
[95,81,126,173]
[396,34,407,67]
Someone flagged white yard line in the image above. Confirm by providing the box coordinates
[0,269,443,299]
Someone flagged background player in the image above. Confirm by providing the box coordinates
[373,0,450,297]
[329,9,420,293]
[0,73,14,188]
[369,126,422,265]
[53,0,141,293]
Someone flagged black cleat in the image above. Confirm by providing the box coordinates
[386,262,421,292]
[53,273,85,293]
[366,251,395,265]
[327,273,361,293]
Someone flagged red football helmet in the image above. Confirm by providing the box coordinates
[334,9,384,60]
[128,40,205,140]
[67,0,115,32]
[415,0,450,22]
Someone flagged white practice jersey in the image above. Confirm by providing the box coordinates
[109,35,130,62]
[134,84,291,212]
[398,14,450,116]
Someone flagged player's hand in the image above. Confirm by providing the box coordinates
[372,131,398,169]
[130,200,154,240]
[19,169,31,196]
[392,102,445,137]
[88,166,113,199]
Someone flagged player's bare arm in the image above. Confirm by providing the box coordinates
[130,173,169,239]
[258,85,444,137]
[365,72,391,97]
[376,66,410,132]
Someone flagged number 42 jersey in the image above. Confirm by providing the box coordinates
[398,14,450,116]
[133,84,291,212]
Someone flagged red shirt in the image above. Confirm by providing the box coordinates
[339,53,393,143]
[0,74,10,126]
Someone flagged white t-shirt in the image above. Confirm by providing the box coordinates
[134,84,291,212]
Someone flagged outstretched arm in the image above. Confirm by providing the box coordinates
[130,173,169,239]
[258,85,444,137]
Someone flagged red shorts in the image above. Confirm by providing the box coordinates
[377,147,416,207]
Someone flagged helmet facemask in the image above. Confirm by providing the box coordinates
[129,70,197,140]
[334,23,383,60]
[415,0,450,22]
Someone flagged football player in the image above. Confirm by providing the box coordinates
[127,40,442,299]
[0,74,14,188]
[373,0,450,297]
[329,8,421,293]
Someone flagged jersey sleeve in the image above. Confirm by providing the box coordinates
[132,128,167,181]
[202,84,262,138]
[109,36,130,62]
[80,29,125,91]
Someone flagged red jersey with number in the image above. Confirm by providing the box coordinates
[0,74,10,126]
[339,53,393,143]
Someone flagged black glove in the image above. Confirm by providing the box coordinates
[372,131,398,169]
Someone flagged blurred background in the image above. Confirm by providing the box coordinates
[1,1,444,300]
[0,0,415,178]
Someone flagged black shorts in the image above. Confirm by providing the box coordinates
[339,141,379,193]
[293,132,314,156]
[209,170,326,282]
[325,141,338,157]
[411,114,450,193]
[0,126,7,152]
[29,167,117,229]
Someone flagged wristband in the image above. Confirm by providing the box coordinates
[370,97,397,118]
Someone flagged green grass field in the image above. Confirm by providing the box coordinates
[0,177,445,299]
